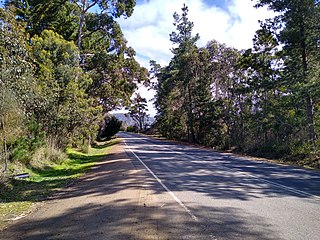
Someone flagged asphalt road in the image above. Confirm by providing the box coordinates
[119,132,320,240]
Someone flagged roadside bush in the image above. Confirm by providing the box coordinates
[31,140,67,168]
[126,125,138,132]
[98,115,122,140]
[11,137,33,165]
[247,143,291,159]
[78,139,90,154]
[10,121,46,165]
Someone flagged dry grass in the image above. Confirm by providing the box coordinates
[31,141,67,169]
[0,139,119,230]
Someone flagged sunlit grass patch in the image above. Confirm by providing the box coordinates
[0,139,119,229]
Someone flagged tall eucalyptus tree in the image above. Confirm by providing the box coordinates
[255,0,320,144]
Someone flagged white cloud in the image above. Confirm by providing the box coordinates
[117,0,276,116]
[119,0,275,67]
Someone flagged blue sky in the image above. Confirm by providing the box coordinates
[115,0,275,115]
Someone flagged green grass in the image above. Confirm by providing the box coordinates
[0,139,119,229]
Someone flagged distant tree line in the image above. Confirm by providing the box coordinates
[153,1,320,166]
[0,0,147,174]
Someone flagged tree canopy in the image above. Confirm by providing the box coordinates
[128,93,148,131]
[153,2,320,166]
[0,0,147,173]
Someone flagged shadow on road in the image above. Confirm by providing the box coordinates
[0,202,282,240]
[1,135,318,239]
[121,135,320,201]
[1,143,283,239]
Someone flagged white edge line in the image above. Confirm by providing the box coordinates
[123,140,199,222]
[204,164,320,200]
[250,175,320,200]
[137,136,320,201]
[121,133,320,201]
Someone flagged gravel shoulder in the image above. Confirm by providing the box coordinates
[0,141,170,240]
[3,135,318,240]
[0,139,230,240]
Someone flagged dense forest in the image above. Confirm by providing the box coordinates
[0,0,148,175]
[153,1,320,167]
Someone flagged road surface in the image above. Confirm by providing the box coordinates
[1,132,319,239]
[119,132,320,240]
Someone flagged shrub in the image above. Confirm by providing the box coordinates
[126,125,138,133]
[10,121,46,165]
[247,143,291,159]
[31,140,67,168]
[98,114,122,140]
[78,139,90,154]
[11,137,33,165]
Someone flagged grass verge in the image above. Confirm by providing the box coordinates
[0,139,119,230]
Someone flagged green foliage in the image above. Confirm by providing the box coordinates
[31,29,101,146]
[155,4,201,142]
[0,89,25,144]
[11,139,33,165]
[10,122,46,165]
[0,142,112,202]
[154,7,240,146]
[128,93,148,131]
[0,0,144,172]
[255,0,320,144]
[126,125,138,133]
[0,7,37,112]
[154,2,320,167]
[0,140,115,228]
[5,0,78,40]
[98,114,122,140]
[0,8,36,173]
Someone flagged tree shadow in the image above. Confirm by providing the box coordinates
[120,133,320,200]
[19,134,318,203]
[0,147,111,203]
[1,134,319,239]
[1,193,283,240]
[1,202,278,240]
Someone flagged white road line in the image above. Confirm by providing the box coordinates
[207,163,320,200]
[122,133,320,201]
[248,174,320,200]
[123,140,199,222]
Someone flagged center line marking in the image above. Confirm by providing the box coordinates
[123,140,199,222]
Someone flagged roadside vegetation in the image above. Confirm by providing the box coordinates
[0,2,147,181]
[0,0,141,228]
[0,139,118,229]
[0,0,318,231]
[1,0,319,220]
[152,2,320,169]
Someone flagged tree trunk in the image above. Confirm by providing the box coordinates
[77,0,87,63]
[78,10,85,51]
[305,95,316,142]
[300,23,316,143]
[1,118,8,172]
[139,117,143,132]
[187,84,196,143]
[4,136,8,173]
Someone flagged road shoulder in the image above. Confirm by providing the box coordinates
[1,141,165,240]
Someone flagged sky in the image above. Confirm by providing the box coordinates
[115,0,276,116]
